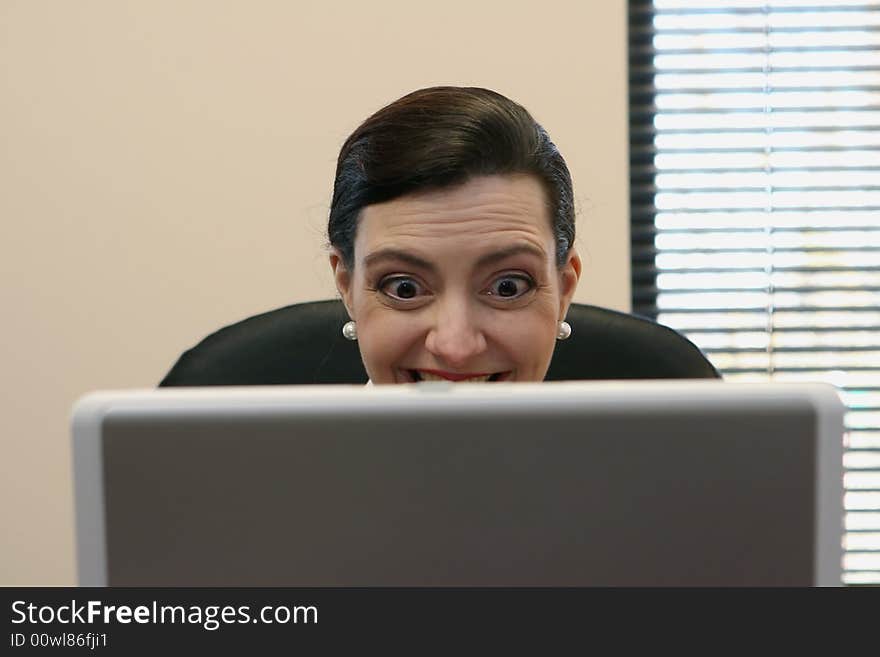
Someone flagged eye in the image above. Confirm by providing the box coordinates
[485,274,534,300]
[379,276,426,301]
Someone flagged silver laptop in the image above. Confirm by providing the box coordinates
[71,380,845,586]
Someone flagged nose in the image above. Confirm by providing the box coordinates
[424,299,488,369]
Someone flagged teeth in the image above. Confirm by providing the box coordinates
[417,371,492,383]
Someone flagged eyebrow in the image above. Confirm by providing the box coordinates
[362,244,548,272]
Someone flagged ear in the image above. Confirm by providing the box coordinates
[329,247,355,318]
[557,248,582,320]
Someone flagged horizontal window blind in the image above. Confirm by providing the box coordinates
[629,0,880,585]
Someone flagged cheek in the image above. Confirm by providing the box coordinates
[356,310,422,370]
[492,310,558,366]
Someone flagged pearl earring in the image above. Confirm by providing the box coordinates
[556,320,572,341]
[342,320,357,341]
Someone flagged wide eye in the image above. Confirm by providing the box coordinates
[485,275,534,299]
[379,276,425,301]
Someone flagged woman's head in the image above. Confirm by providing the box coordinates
[328,86,581,383]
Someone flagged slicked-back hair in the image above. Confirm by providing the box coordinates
[327,86,575,269]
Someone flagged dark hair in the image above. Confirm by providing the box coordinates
[327,86,575,269]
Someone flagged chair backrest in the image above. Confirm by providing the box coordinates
[159,300,720,386]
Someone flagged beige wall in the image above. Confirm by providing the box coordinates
[0,1,629,584]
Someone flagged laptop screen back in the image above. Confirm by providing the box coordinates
[72,381,844,586]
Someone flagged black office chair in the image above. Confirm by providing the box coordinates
[159,300,719,386]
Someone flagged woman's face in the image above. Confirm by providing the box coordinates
[330,174,581,384]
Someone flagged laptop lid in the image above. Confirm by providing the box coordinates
[71,380,844,586]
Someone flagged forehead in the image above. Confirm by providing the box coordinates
[355,174,554,257]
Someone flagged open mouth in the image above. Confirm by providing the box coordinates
[405,370,511,383]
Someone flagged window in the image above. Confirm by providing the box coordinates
[629,0,880,585]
